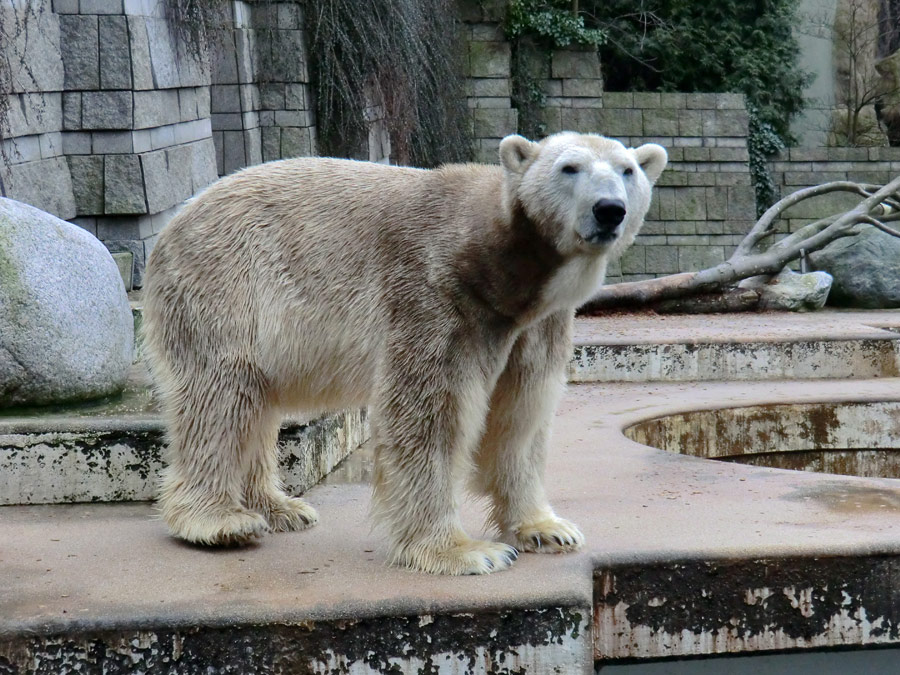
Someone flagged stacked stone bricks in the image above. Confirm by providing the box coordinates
[52,0,219,285]
[212,0,316,175]
[1,1,74,220]
[463,13,518,164]
[597,93,755,282]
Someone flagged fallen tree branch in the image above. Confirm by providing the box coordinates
[581,174,900,313]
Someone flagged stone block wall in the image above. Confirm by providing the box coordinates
[1,0,317,287]
[461,9,604,163]
[534,47,605,135]
[464,17,518,163]
[0,0,74,219]
[596,93,755,282]
[55,0,220,285]
[769,146,900,235]
[211,0,317,176]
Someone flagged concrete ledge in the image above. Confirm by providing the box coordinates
[596,555,900,661]
[0,409,367,506]
[0,605,590,673]
[0,365,368,505]
[571,311,900,382]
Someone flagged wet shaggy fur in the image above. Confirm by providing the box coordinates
[142,132,667,575]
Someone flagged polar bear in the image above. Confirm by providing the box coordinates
[142,132,667,575]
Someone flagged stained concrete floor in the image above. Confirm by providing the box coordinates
[2,310,900,670]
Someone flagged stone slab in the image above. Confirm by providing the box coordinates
[67,154,104,216]
[4,93,63,138]
[3,157,76,220]
[104,154,147,215]
[3,0,64,93]
[81,90,133,130]
[99,15,132,90]
[58,14,99,90]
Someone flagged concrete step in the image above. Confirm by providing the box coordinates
[3,378,900,672]
[571,309,900,382]
[0,364,368,506]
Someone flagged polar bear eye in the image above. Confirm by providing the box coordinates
[561,165,579,175]
[623,167,634,177]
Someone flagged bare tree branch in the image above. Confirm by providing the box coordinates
[731,181,870,259]
[581,174,900,313]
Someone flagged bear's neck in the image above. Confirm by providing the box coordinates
[454,199,582,326]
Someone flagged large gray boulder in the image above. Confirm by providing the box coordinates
[0,198,133,407]
[758,268,833,312]
[808,226,900,309]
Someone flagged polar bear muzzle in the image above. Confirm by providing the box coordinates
[591,198,627,240]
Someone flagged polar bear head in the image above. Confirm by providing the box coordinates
[499,132,667,258]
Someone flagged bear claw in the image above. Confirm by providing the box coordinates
[396,539,519,575]
[514,516,585,554]
[262,496,319,533]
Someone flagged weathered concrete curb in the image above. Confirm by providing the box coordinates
[0,605,591,674]
[570,310,900,382]
[0,409,367,505]
[595,554,900,661]
[568,338,900,382]
[627,400,900,477]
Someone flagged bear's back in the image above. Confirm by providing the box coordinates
[143,157,505,410]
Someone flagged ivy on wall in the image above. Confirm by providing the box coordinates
[506,0,605,48]
[505,0,809,214]
[586,0,810,213]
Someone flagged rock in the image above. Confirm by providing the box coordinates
[758,268,832,312]
[808,226,900,309]
[0,198,133,407]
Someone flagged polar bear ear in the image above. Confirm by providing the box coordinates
[499,135,538,174]
[633,143,668,184]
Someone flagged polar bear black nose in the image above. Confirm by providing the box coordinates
[592,199,627,233]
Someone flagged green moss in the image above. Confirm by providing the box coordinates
[0,220,26,324]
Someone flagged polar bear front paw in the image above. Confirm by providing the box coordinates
[396,539,519,575]
[513,516,584,553]
[262,496,319,532]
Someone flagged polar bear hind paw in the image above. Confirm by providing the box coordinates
[513,516,584,553]
[165,504,270,547]
[262,496,319,532]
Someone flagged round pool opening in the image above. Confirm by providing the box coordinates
[625,400,900,479]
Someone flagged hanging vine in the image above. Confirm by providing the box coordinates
[305,0,472,167]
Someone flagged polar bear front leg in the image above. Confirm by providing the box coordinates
[474,310,585,554]
[371,332,519,575]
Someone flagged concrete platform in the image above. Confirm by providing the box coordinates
[3,311,900,673]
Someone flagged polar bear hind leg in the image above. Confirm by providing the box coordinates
[157,364,271,546]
